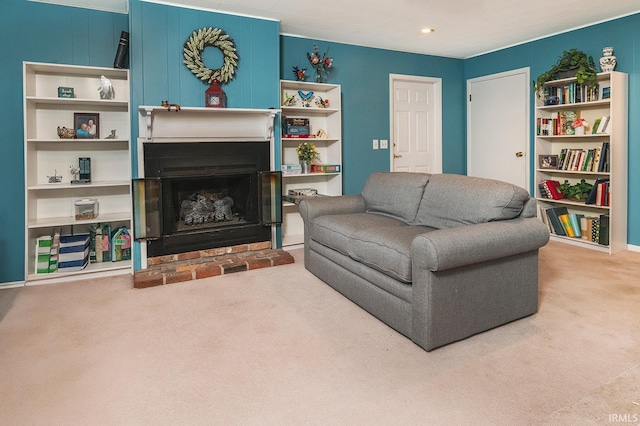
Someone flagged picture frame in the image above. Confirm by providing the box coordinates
[539,154,559,169]
[599,82,611,100]
[74,112,99,139]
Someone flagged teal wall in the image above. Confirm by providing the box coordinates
[0,0,128,284]
[464,13,640,245]
[280,37,466,194]
[127,0,280,268]
[1,0,639,283]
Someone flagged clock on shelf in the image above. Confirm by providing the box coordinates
[205,80,227,108]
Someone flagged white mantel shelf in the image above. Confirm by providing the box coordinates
[138,106,279,142]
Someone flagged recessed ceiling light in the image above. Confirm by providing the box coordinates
[420,28,435,34]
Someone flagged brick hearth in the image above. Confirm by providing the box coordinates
[134,241,294,288]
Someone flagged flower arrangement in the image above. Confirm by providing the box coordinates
[571,118,588,128]
[307,43,333,83]
[297,142,319,163]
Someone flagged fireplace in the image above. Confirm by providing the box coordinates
[133,107,281,264]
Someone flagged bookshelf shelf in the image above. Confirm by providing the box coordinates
[535,71,627,253]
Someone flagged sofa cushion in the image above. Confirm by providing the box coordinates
[361,172,430,223]
[413,174,530,229]
[311,213,407,256]
[349,225,434,283]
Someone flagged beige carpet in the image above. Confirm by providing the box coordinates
[1,241,639,425]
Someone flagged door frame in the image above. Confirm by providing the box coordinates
[389,73,443,173]
[466,67,530,191]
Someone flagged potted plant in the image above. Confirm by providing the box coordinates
[533,49,599,97]
[297,141,319,173]
[558,179,593,202]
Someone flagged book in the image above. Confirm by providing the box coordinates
[542,180,563,200]
[596,115,610,133]
[586,178,609,204]
[558,111,578,135]
[558,213,576,237]
[568,214,583,238]
[545,207,569,236]
[599,214,610,245]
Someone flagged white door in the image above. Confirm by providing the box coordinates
[467,68,530,189]
[390,74,442,173]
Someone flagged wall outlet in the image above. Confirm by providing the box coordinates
[373,139,379,150]
[380,139,388,149]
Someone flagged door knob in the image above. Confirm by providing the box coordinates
[515,151,524,157]
[393,154,402,159]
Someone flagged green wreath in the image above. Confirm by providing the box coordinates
[183,27,238,84]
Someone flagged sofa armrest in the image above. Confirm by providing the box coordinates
[412,217,550,272]
[299,194,367,223]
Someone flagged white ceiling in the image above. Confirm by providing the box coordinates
[157,0,640,58]
[31,0,640,58]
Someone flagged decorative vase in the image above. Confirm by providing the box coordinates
[574,126,585,136]
[599,47,617,72]
[314,68,326,83]
[300,161,311,174]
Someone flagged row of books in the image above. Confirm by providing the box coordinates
[540,206,609,245]
[537,114,610,136]
[542,83,601,105]
[536,111,577,135]
[538,178,610,206]
[557,143,609,173]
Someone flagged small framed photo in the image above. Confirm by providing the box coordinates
[539,154,559,169]
[599,82,611,100]
[74,113,99,139]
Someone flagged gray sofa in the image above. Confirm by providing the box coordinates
[299,172,550,351]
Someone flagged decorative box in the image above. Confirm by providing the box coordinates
[74,199,98,220]
[288,188,317,196]
[281,164,302,175]
[57,86,74,98]
[311,164,341,173]
[283,117,310,136]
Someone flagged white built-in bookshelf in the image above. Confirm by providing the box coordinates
[23,62,132,283]
[534,71,627,253]
[279,80,342,246]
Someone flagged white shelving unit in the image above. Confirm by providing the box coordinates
[280,80,342,246]
[534,71,628,253]
[23,62,132,283]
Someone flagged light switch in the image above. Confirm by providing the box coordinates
[380,139,388,149]
[373,139,379,150]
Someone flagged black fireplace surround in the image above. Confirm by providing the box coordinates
[134,141,281,258]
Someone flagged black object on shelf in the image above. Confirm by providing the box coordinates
[113,31,129,69]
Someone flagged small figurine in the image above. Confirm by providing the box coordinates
[293,66,306,81]
[69,165,79,182]
[105,129,117,139]
[283,92,297,107]
[47,170,62,183]
[161,100,181,112]
[298,90,314,107]
[315,96,329,108]
[98,75,115,100]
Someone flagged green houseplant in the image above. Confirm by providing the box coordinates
[533,49,599,97]
[558,179,593,202]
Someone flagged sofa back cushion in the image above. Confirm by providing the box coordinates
[413,174,530,228]
[361,172,430,223]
